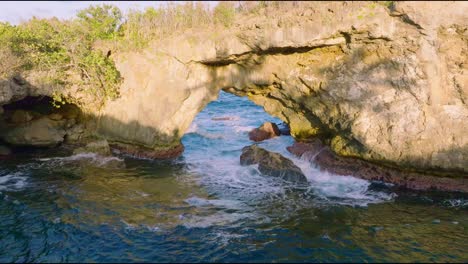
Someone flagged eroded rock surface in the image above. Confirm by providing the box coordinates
[1,2,466,175]
[0,98,84,148]
[94,1,467,174]
[240,145,307,183]
[73,139,112,156]
[0,117,67,147]
[287,140,468,192]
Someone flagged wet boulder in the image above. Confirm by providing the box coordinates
[0,117,67,147]
[240,145,307,183]
[248,122,281,142]
[73,139,111,156]
[65,124,85,143]
[48,113,63,121]
[10,110,33,124]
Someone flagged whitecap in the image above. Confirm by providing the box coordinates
[442,199,468,208]
[0,172,28,191]
[37,152,124,167]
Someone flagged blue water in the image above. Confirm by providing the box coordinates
[0,91,467,262]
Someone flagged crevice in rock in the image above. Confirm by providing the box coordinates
[400,14,424,30]
[200,42,342,67]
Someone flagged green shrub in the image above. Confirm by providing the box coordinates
[77,4,123,41]
[0,9,122,108]
[213,2,236,27]
[2,1,315,107]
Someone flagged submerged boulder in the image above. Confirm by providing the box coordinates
[248,122,281,142]
[0,145,11,156]
[73,139,111,156]
[240,145,307,183]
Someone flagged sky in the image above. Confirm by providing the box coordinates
[0,1,218,25]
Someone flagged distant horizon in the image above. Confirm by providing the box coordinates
[0,1,219,25]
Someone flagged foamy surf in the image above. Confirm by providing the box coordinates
[0,171,28,191]
[182,91,396,210]
[37,152,124,167]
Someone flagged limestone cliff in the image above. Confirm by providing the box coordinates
[95,1,467,175]
[1,2,467,176]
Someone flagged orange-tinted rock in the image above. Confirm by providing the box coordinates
[287,139,468,193]
[248,122,281,142]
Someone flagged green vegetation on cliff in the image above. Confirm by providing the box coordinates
[0,1,395,108]
[0,4,123,108]
[0,1,323,107]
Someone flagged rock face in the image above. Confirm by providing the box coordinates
[0,117,67,147]
[0,2,466,177]
[10,110,33,124]
[240,145,307,183]
[248,122,281,142]
[93,1,467,175]
[287,140,468,193]
[73,139,111,156]
[0,100,84,148]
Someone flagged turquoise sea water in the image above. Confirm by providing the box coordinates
[0,91,467,262]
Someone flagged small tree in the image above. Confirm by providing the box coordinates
[213,2,236,27]
[77,4,123,41]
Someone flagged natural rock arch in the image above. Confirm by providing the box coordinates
[95,2,467,175]
[1,2,467,177]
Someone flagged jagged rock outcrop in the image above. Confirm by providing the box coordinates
[240,145,307,183]
[1,2,466,178]
[0,97,84,148]
[0,117,68,147]
[287,140,468,192]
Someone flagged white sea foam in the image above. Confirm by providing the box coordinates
[0,172,28,191]
[185,196,249,211]
[182,211,267,229]
[443,199,468,208]
[184,100,395,210]
[233,125,256,133]
[37,152,124,167]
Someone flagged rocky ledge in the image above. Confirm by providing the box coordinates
[240,144,307,184]
[1,2,467,181]
[287,139,468,193]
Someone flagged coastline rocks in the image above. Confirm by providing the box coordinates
[10,110,33,124]
[287,140,468,193]
[48,113,63,121]
[65,124,85,143]
[240,145,307,183]
[0,145,11,156]
[248,122,281,142]
[73,139,111,156]
[110,142,184,159]
[0,117,67,147]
